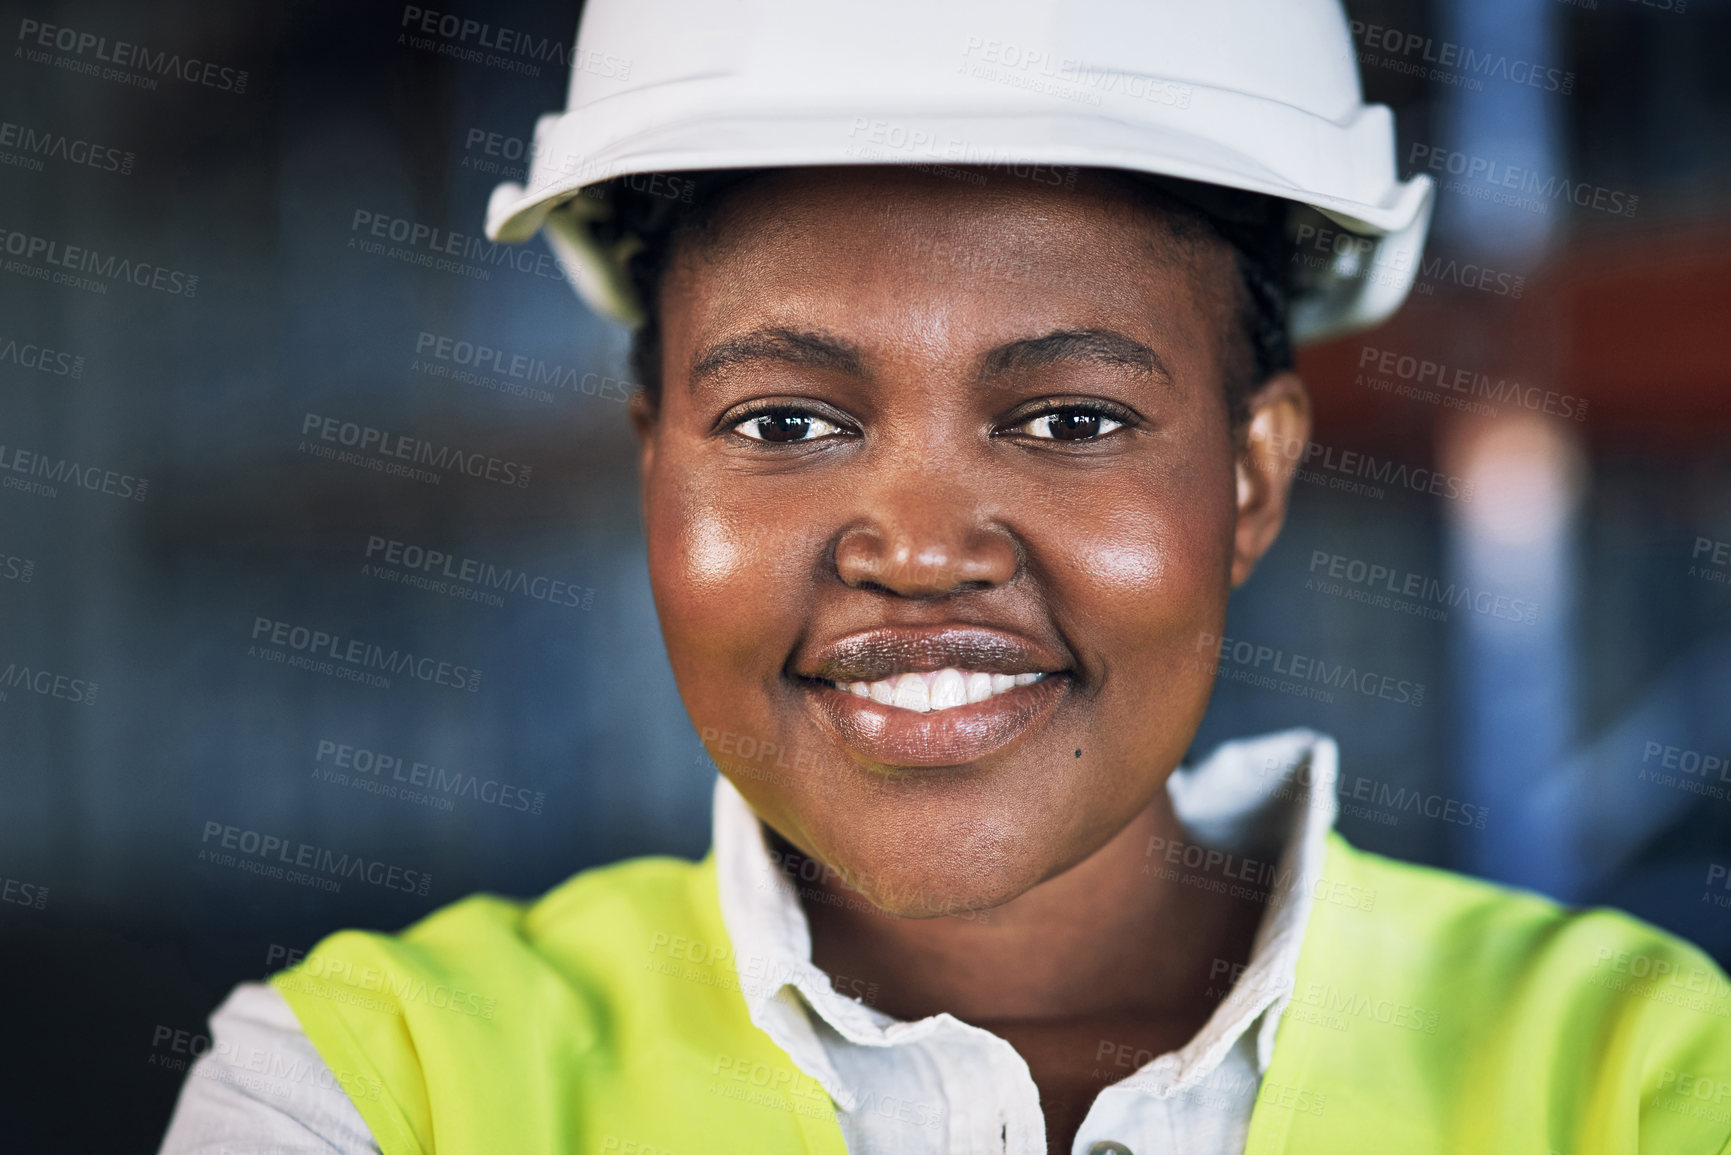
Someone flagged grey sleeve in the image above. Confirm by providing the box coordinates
[157,982,382,1155]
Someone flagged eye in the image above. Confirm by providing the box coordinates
[1011,406,1126,442]
[732,408,847,443]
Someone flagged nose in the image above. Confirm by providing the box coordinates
[832,486,1020,597]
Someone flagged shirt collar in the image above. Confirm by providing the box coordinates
[712,728,1341,1105]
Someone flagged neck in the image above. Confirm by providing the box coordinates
[795,787,1267,1025]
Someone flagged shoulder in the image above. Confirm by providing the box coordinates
[286,853,713,970]
[257,854,826,1155]
[272,854,718,1020]
[1269,833,1731,1152]
[257,855,731,1155]
[1327,831,1731,1019]
[526,852,719,939]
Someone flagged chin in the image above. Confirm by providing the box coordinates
[809,806,1058,921]
[842,871,1027,921]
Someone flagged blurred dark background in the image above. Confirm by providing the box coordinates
[1,0,1728,1149]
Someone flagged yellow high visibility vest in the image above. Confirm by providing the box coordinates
[272,832,1731,1154]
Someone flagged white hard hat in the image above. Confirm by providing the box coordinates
[485,0,1433,344]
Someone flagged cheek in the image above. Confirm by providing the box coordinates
[647,471,753,651]
[1053,459,1238,668]
[645,464,816,683]
[651,483,750,602]
[1072,519,1170,591]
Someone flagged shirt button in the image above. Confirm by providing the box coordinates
[1088,1144,1134,1155]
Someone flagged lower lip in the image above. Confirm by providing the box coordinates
[799,675,1069,768]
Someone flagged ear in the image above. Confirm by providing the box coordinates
[1232,371,1311,588]
[628,388,658,478]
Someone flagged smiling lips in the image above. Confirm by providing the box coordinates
[796,626,1069,767]
[837,669,1044,713]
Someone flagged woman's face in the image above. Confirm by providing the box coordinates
[637,167,1303,917]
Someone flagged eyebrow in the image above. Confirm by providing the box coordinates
[689,327,866,391]
[977,328,1170,386]
[686,325,1169,394]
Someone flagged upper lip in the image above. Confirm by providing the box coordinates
[795,625,1068,684]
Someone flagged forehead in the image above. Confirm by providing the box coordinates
[675,166,1219,275]
[660,166,1240,361]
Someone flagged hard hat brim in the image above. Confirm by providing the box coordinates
[487,103,1433,343]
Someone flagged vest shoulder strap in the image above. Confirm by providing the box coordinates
[273,855,849,1155]
[1246,832,1731,1154]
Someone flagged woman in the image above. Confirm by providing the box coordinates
[162,2,1731,1153]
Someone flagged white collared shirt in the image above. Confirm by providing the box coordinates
[160,729,1340,1155]
[713,728,1338,1155]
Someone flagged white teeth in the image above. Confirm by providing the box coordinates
[836,668,1047,714]
[930,668,968,710]
[965,671,995,704]
[891,672,930,712]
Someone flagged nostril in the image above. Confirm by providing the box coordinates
[832,519,1019,595]
[844,574,997,598]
